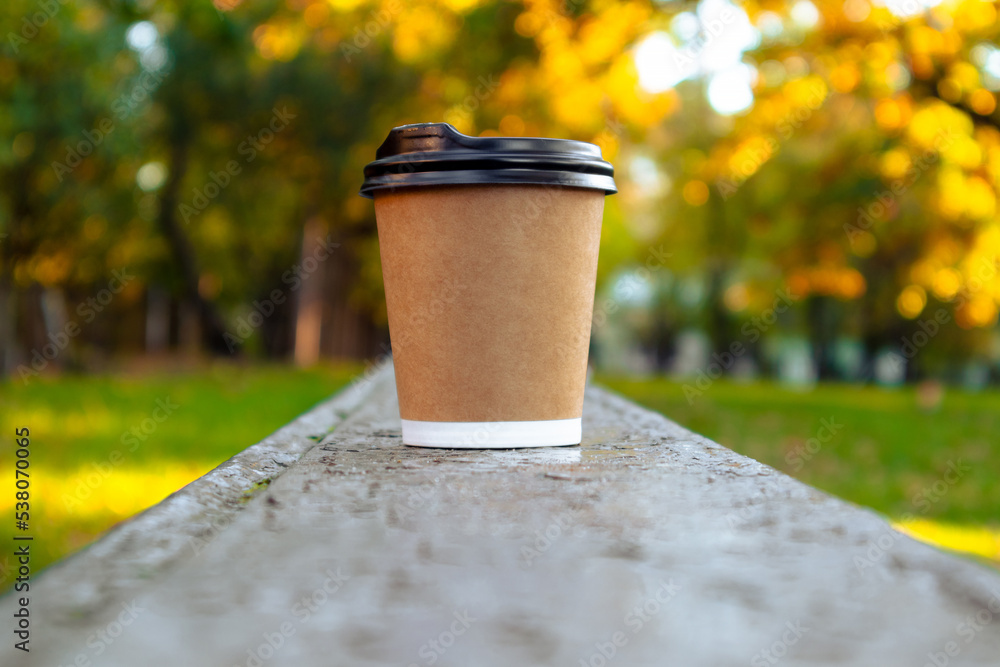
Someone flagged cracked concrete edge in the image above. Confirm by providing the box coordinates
[22,363,394,617]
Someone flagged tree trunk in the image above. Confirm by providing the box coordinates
[321,229,384,360]
[0,279,12,375]
[293,216,326,366]
[145,286,170,353]
[157,140,236,355]
[807,296,838,380]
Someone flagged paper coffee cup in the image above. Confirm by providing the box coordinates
[360,123,616,448]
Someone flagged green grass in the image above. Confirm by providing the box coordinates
[597,375,1000,526]
[1,363,363,471]
[0,362,362,590]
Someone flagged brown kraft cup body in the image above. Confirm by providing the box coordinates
[361,123,616,447]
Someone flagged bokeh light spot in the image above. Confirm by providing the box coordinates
[136,162,167,192]
[682,180,710,206]
[897,285,927,319]
[707,65,755,115]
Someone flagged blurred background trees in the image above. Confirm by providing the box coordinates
[3,0,999,386]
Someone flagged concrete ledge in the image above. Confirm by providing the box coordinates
[14,368,386,622]
[4,366,1000,666]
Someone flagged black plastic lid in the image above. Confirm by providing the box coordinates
[359,122,616,198]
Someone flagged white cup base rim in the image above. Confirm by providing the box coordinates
[400,418,582,449]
